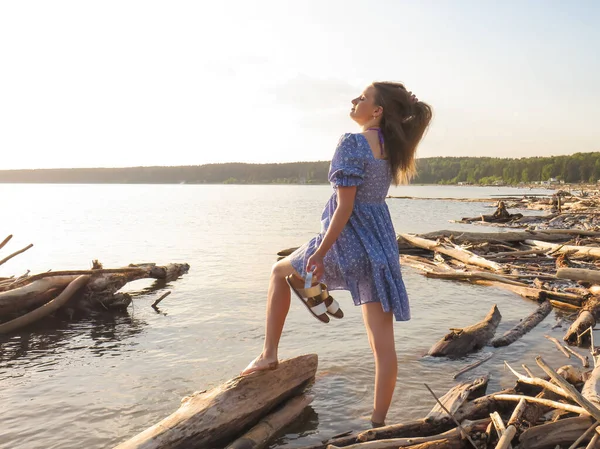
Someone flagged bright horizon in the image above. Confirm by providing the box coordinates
[1,0,599,170]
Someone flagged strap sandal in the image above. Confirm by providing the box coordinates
[286,275,330,323]
[320,283,344,319]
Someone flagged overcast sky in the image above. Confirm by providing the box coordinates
[1,0,599,169]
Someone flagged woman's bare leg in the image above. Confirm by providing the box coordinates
[362,302,397,424]
[241,257,299,374]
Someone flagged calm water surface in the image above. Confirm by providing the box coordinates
[0,184,573,449]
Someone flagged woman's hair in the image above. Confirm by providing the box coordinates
[372,81,433,185]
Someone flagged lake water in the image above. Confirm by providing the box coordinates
[0,183,576,449]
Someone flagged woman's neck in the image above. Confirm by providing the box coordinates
[361,119,381,131]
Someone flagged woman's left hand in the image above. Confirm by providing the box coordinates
[306,253,325,281]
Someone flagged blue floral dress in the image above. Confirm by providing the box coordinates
[289,133,410,321]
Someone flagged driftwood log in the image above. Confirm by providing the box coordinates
[114,354,318,449]
[428,304,502,357]
[491,300,552,347]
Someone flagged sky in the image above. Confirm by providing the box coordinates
[1,0,599,169]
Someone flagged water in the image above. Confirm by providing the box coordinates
[0,184,573,449]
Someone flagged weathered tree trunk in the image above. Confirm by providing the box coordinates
[491,301,552,347]
[113,354,318,449]
[428,305,502,357]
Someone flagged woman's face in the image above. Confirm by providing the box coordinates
[350,85,382,125]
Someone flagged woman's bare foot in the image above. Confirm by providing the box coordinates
[240,354,279,376]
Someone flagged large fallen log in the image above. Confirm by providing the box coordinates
[113,354,318,449]
[491,301,552,347]
[428,305,502,357]
[400,234,503,271]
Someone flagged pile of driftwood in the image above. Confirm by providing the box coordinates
[455,189,600,230]
[297,354,600,449]
[284,227,600,449]
[398,229,600,349]
[0,234,190,334]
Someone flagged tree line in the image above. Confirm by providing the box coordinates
[1,152,599,185]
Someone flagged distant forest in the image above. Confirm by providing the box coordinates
[1,152,599,185]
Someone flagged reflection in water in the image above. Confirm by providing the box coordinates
[269,406,320,448]
[0,311,146,377]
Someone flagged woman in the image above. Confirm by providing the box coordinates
[242,81,432,427]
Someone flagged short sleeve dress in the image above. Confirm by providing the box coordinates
[289,133,410,321]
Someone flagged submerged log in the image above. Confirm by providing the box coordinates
[225,394,314,449]
[114,354,318,449]
[428,305,502,357]
[491,301,552,347]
